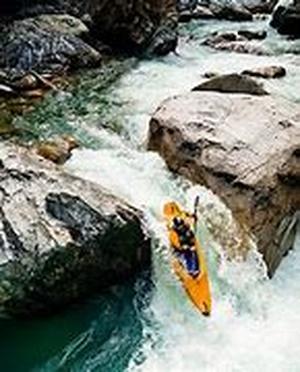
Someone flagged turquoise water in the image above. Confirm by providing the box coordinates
[2,18,300,372]
[0,274,153,372]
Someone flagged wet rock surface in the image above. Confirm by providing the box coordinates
[0,143,151,317]
[208,2,253,21]
[271,1,300,38]
[242,65,286,79]
[0,0,179,82]
[36,135,79,164]
[87,0,178,55]
[177,0,278,22]
[192,73,269,95]
[239,0,278,14]
[203,30,268,55]
[148,91,300,276]
[178,0,254,21]
[0,16,102,81]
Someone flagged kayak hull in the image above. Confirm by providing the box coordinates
[164,202,212,316]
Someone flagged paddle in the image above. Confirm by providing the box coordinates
[193,195,200,230]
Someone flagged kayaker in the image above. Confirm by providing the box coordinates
[170,216,200,277]
[172,217,196,248]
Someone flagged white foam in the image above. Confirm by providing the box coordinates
[64,19,300,372]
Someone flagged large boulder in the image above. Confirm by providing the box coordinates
[271,1,300,37]
[148,91,300,277]
[0,16,101,80]
[0,143,151,317]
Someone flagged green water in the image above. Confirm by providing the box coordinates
[0,274,152,371]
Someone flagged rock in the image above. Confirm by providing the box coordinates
[14,74,39,91]
[0,111,18,136]
[148,91,300,276]
[208,2,253,21]
[242,65,286,78]
[193,5,215,19]
[0,143,151,317]
[146,25,178,56]
[0,16,102,79]
[203,30,268,55]
[192,73,268,95]
[2,0,178,56]
[178,0,275,22]
[177,0,198,13]
[178,1,253,21]
[88,0,178,55]
[21,89,45,98]
[237,29,267,40]
[240,0,278,14]
[271,2,300,38]
[36,135,79,164]
[0,84,16,97]
[204,31,245,45]
[203,71,219,79]
[178,3,215,21]
[25,14,89,37]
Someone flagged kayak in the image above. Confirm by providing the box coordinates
[163,201,212,316]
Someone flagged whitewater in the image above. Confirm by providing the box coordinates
[48,17,300,372]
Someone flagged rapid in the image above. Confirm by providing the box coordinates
[2,18,300,372]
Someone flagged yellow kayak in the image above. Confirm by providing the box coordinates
[163,201,212,316]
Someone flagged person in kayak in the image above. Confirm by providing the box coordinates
[170,216,200,278]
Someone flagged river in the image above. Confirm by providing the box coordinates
[1,17,300,372]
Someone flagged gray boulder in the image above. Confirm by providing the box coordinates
[0,143,151,317]
[148,91,300,277]
[0,16,101,80]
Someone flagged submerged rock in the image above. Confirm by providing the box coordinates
[0,143,151,317]
[148,91,300,276]
[192,73,268,95]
